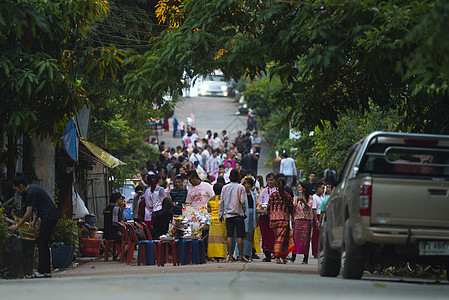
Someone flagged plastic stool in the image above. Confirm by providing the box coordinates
[180,239,193,265]
[190,239,206,264]
[157,240,180,267]
[137,240,158,266]
[104,240,118,262]
[194,239,206,264]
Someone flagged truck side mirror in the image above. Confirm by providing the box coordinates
[324,169,338,186]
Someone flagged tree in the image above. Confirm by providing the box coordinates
[124,0,449,134]
[0,0,109,178]
[292,104,403,178]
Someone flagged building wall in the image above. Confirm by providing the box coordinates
[32,136,55,201]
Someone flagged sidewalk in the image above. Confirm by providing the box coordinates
[53,255,318,279]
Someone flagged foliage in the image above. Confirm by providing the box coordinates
[243,76,285,118]
[0,208,11,255]
[121,0,449,135]
[0,0,109,141]
[50,217,79,247]
[290,104,403,179]
[242,75,289,154]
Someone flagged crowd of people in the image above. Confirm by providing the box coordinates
[104,126,333,265]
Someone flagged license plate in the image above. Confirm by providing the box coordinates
[419,241,449,255]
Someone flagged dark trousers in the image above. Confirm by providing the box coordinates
[37,219,58,273]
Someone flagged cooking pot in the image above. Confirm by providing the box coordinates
[90,231,103,240]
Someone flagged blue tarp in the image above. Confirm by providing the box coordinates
[61,118,78,161]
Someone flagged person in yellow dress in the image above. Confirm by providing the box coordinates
[206,183,227,262]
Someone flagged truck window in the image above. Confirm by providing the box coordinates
[359,143,449,178]
[338,143,360,183]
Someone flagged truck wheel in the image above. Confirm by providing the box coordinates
[318,222,341,277]
[341,220,365,279]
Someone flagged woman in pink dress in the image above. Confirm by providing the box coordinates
[292,182,313,264]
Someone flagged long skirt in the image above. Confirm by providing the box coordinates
[243,208,256,257]
[207,218,227,259]
[259,215,275,252]
[293,219,312,255]
[253,226,262,253]
[311,214,320,256]
[271,219,295,259]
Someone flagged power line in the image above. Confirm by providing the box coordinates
[93,29,153,43]
[76,34,154,49]
[107,15,170,28]
[97,23,156,36]
[109,6,159,17]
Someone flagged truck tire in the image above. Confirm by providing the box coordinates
[318,222,341,277]
[341,220,365,279]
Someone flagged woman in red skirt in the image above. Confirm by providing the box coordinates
[292,182,313,264]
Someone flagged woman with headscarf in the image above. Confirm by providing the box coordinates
[267,177,295,264]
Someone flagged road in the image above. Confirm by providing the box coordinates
[2,258,448,299]
[157,95,272,177]
[3,96,448,298]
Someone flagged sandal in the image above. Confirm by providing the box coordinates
[26,272,51,279]
[262,258,271,262]
[238,257,249,263]
[275,258,283,264]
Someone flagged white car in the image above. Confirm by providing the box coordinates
[198,73,232,97]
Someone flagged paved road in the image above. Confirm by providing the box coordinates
[4,96,448,298]
[2,258,448,299]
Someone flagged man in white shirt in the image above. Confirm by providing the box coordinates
[218,169,247,262]
[189,148,202,165]
[190,129,199,147]
[279,152,297,188]
[186,171,214,208]
[311,181,325,258]
[206,149,223,181]
[201,146,211,169]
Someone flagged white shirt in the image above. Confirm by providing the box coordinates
[206,155,223,174]
[312,194,325,215]
[280,157,297,176]
[212,137,222,150]
[191,133,199,146]
[252,137,261,146]
[186,182,214,208]
[201,150,210,168]
[189,153,202,164]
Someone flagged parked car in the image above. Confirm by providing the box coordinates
[320,131,449,280]
[198,72,234,97]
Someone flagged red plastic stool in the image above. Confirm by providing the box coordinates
[104,240,119,261]
[157,240,180,267]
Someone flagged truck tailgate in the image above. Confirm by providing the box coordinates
[371,177,449,228]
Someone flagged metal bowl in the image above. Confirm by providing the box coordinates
[90,231,103,240]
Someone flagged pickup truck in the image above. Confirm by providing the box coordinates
[319,131,449,279]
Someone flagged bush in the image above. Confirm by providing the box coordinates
[50,217,79,247]
[0,208,10,256]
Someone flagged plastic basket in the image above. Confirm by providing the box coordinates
[81,238,101,257]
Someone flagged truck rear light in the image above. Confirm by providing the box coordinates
[404,138,438,145]
[359,184,372,216]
